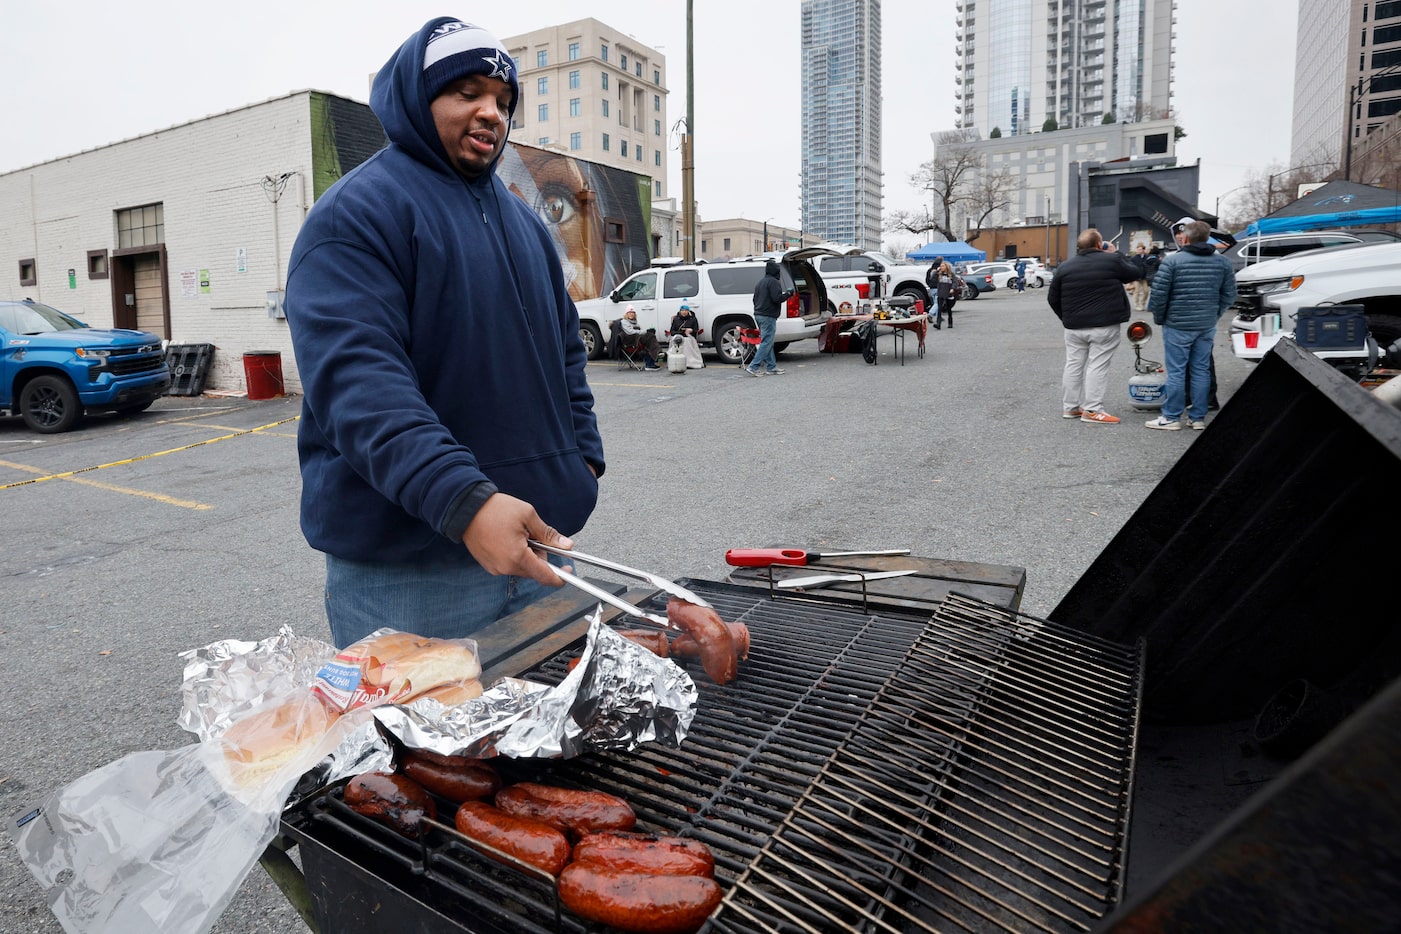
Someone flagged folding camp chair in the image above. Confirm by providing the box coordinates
[738,327,762,369]
[609,319,648,371]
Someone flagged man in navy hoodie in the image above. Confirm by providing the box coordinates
[285,19,604,647]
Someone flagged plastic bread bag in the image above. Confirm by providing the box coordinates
[8,711,361,934]
[309,628,482,712]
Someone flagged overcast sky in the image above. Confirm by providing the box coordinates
[1,1,1296,245]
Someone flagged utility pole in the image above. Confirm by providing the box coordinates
[681,0,696,263]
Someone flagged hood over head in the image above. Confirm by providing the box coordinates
[764,260,781,278]
[370,17,520,174]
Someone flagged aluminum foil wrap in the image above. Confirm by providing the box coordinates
[177,624,338,741]
[176,625,395,793]
[374,609,698,759]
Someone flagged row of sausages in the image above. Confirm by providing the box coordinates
[342,751,721,933]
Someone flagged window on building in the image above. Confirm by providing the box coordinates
[654,94,661,112]
[635,61,642,77]
[605,218,625,243]
[602,133,610,151]
[570,98,581,116]
[654,180,662,196]
[538,137,550,146]
[569,69,580,89]
[723,237,731,251]
[654,119,661,135]
[538,103,548,121]
[636,146,642,161]
[1376,23,1401,44]
[621,140,629,157]
[570,131,581,150]
[537,76,548,95]
[654,150,661,166]
[87,249,108,280]
[1144,132,1169,154]
[536,50,548,67]
[116,203,164,248]
[601,43,608,62]
[602,99,610,117]
[620,53,628,71]
[602,73,609,90]
[568,42,580,61]
[18,259,36,287]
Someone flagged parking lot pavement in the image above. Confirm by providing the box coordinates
[0,288,1257,933]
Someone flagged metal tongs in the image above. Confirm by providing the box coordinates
[528,540,713,630]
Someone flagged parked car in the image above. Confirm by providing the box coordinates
[1222,229,1401,271]
[966,262,1023,291]
[574,249,839,365]
[1229,240,1401,371]
[953,263,994,298]
[0,299,169,433]
[809,250,940,308]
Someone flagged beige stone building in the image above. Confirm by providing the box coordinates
[504,18,670,202]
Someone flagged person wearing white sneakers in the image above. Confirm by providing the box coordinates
[1145,220,1236,432]
[1047,228,1140,425]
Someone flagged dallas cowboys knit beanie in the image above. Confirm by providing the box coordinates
[422,21,519,117]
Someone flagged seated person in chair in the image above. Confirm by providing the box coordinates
[619,306,662,370]
[668,303,706,369]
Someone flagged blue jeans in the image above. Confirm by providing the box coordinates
[1161,326,1216,421]
[749,314,778,372]
[324,552,562,648]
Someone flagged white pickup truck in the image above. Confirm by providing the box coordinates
[1229,240,1401,375]
[807,250,935,309]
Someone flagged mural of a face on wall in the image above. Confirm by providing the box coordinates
[502,146,601,301]
[498,144,651,303]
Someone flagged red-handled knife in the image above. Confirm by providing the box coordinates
[725,547,911,567]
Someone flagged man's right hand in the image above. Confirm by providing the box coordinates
[462,493,571,586]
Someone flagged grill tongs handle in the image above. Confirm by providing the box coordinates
[529,539,715,609]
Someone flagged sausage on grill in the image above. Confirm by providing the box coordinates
[454,800,571,877]
[558,862,723,934]
[573,831,715,878]
[671,622,750,662]
[400,751,502,803]
[615,629,671,657]
[343,771,437,839]
[666,598,738,684]
[495,782,636,837]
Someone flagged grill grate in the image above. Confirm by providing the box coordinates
[283,584,1142,934]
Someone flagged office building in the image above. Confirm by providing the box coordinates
[800,0,883,249]
[954,0,1174,136]
[504,18,670,201]
[1290,0,1350,170]
[1343,0,1401,180]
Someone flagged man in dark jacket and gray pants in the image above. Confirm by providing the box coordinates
[1144,220,1236,430]
[748,260,791,375]
[1047,228,1140,424]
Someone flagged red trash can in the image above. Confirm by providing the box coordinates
[242,351,285,400]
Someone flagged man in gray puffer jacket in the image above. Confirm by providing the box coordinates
[1145,221,1236,430]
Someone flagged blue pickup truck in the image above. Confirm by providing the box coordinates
[1,299,170,433]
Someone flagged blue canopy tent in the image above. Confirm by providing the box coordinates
[907,241,986,263]
[1242,180,1401,236]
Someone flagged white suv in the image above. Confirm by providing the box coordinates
[575,251,835,365]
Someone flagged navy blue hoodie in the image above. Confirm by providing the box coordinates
[285,17,603,565]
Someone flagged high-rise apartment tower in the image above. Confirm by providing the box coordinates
[955,0,1174,137]
[800,0,883,249]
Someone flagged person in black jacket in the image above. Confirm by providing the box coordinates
[748,260,791,375]
[1047,228,1140,424]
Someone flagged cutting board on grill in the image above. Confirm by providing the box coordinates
[725,552,1026,613]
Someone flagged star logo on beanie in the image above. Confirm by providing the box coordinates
[483,48,513,82]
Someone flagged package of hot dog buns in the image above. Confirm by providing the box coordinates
[309,628,483,712]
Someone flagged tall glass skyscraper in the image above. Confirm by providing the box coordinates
[801,0,883,249]
[955,0,1174,136]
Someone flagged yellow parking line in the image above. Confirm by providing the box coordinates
[0,461,213,509]
[0,415,300,495]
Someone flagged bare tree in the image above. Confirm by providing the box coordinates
[963,164,1017,239]
[1220,160,1341,231]
[912,129,984,241]
[884,207,939,240]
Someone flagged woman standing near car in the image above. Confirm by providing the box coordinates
[935,262,960,329]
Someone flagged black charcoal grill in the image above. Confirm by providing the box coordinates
[280,581,1144,934]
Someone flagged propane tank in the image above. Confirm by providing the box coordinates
[667,335,687,374]
[1128,350,1166,410]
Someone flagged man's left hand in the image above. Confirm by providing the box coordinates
[462,493,572,585]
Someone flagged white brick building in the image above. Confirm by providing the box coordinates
[1,90,653,395]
